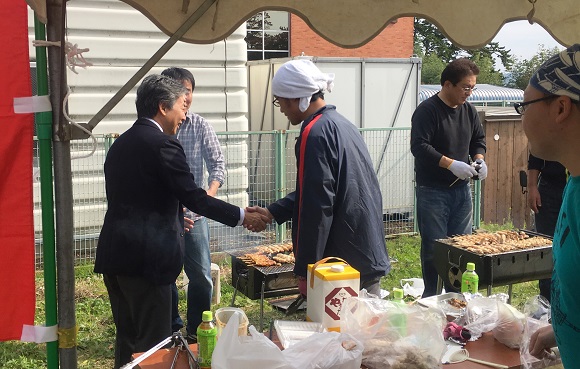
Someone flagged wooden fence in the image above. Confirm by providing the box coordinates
[479,110,533,229]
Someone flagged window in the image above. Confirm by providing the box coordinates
[246,11,289,61]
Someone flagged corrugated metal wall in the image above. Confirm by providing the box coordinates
[27,0,250,236]
[28,0,249,134]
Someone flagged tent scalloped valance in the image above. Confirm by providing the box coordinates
[27,0,575,48]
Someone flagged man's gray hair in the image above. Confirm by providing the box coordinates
[136,74,187,118]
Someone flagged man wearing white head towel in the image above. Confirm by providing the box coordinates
[247,59,391,296]
[522,44,580,368]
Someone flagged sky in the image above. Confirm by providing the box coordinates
[491,20,565,62]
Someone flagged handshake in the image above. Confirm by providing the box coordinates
[242,206,275,232]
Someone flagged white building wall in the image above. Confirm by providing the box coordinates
[28,0,250,234]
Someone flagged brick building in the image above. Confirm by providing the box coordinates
[246,12,414,60]
[290,15,414,58]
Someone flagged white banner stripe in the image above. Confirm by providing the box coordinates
[20,324,58,343]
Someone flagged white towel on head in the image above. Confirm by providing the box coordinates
[272,59,335,112]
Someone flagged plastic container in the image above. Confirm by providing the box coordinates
[390,288,407,337]
[214,307,249,337]
[306,257,360,331]
[461,262,479,294]
[274,320,325,349]
[197,311,217,369]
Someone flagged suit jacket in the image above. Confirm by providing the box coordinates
[94,118,240,285]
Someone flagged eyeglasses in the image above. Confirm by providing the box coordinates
[272,97,280,107]
[513,95,557,115]
[456,85,477,93]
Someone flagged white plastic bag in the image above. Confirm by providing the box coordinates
[340,296,447,369]
[212,311,363,369]
[282,331,363,369]
[492,301,526,348]
[212,312,292,369]
[464,296,500,339]
[519,296,559,369]
[400,278,425,298]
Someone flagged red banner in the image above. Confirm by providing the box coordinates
[0,0,36,341]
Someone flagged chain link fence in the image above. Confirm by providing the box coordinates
[33,128,416,269]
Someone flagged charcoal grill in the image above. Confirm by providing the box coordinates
[228,247,299,330]
[433,230,553,296]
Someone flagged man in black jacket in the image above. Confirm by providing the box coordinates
[94,74,268,368]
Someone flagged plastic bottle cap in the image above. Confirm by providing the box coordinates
[202,311,213,322]
[393,288,404,300]
[466,262,476,271]
[330,265,344,272]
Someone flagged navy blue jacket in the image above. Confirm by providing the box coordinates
[267,105,391,282]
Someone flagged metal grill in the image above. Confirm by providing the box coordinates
[229,246,299,331]
[228,246,298,301]
[433,230,553,294]
[228,247,296,275]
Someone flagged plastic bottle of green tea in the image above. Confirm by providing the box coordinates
[461,262,479,294]
[197,311,217,369]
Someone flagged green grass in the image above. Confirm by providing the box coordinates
[0,231,543,369]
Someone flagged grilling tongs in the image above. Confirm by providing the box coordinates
[286,294,306,315]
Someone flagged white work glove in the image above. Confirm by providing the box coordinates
[448,160,478,180]
[473,159,488,180]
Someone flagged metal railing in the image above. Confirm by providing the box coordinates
[31,127,482,268]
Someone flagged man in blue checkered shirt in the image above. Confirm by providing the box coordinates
[162,67,225,342]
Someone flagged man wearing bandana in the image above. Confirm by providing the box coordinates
[247,60,391,296]
[523,44,580,368]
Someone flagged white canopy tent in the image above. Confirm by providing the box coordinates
[21,1,576,368]
[28,0,578,48]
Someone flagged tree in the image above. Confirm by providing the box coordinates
[420,53,446,84]
[470,51,504,86]
[414,18,513,85]
[505,45,561,90]
[414,19,461,63]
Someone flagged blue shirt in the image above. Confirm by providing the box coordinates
[552,175,580,368]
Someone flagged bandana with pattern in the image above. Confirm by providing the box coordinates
[530,44,580,101]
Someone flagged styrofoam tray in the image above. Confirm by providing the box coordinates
[274,320,325,349]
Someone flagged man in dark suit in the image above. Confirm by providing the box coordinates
[94,74,268,368]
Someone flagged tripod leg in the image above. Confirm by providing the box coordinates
[169,346,181,369]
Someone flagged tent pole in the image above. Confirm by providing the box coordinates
[81,0,217,135]
[34,14,59,369]
[46,0,78,367]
